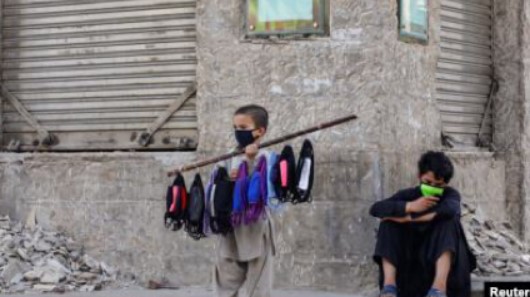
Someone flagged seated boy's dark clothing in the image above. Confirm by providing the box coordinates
[370,186,477,297]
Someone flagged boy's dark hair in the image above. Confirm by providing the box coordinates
[234,104,269,129]
[418,151,454,183]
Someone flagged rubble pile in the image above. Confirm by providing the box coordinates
[0,215,120,294]
[461,203,530,277]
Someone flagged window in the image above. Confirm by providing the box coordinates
[246,0,327,36]
[399,0,428,43]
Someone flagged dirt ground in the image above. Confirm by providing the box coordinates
[1,286,374,297]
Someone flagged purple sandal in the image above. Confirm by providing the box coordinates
[425,288,447,297]
[379,284,398,297]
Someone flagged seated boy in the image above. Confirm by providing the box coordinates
[370,151,477,297]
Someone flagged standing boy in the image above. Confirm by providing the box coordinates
[370,151,477,297]
[214,104,276,297]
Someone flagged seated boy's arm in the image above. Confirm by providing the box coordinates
[382,215,412,223]
[433,188,461,220]
[383,212,436,223]
[410,188,461,222]
[369,189,409,219]
[411,212,436,222]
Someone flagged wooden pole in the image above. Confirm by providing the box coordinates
[167,113,358,176]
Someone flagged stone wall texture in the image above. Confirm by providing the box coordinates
[0,153,217,286]
[447,153,507,223]
[521,0,530,245]
[492,0,530,243]
[492,0,525,239]
[195,0,442,154]
[0,151,507,293]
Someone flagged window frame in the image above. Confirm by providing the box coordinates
[245,0,327,37]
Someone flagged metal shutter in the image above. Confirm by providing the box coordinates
[436,0,493,149]
[1,0,198,151]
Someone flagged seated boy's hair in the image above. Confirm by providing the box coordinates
[418,151,454,183]
[234,104,269,129]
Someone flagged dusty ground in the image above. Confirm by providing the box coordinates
[1,286,375,297]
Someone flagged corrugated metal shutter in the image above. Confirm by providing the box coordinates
[1,0,198,151]
[436,0,493,148]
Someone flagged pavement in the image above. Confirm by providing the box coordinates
[0,276,507,297]
[2,287,375,297]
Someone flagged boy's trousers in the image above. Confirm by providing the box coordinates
[213,229,273,297]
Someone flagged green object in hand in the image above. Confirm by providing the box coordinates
[420,183,444,197]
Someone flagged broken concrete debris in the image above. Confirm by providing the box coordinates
[0,215,124,294]
[462,203,530,277]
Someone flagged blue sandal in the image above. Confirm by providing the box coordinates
[379,284,398,297]
[425,288,447,297]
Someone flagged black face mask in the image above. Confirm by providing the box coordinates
[235,129,257,148]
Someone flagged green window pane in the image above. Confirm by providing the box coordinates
[399,0,428,43]
[258,0,313,22]
[247,0,326,35]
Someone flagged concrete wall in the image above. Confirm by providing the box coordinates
[492,0,530,242]
[522,0,530,244]
[492,0,523,239]
[0,152,508,293]
[447,153,507,224]
[519,0,530,245]
[196,0,442,154]
[0,152,216,285]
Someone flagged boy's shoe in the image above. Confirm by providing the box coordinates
[379,284,398,297]
[425,288,447,297]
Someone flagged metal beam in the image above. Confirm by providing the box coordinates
[137,82,196,147]
[1,85,55,146]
